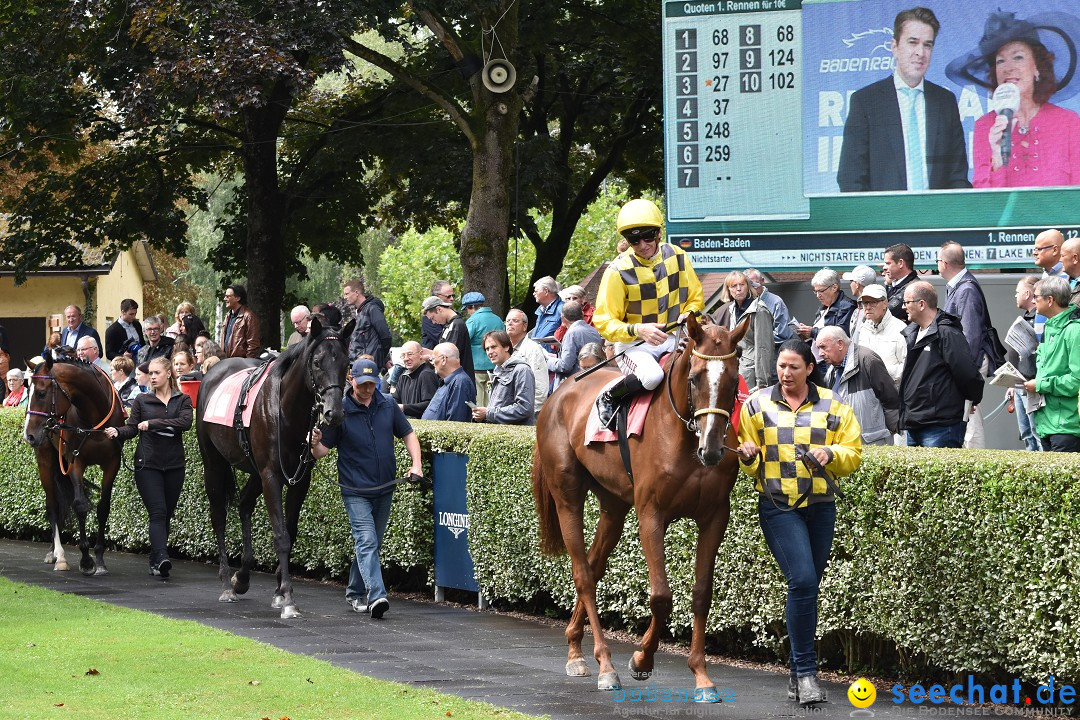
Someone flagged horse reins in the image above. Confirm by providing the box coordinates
[28,363,122,475]
[665,324,741,455]
[276,334,344,486]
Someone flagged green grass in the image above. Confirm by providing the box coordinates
[0,577,542,720]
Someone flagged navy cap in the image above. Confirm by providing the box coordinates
[350,358,379,383]
[461,291,486,307]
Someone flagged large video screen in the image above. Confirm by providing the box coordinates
[662,0,1080,271]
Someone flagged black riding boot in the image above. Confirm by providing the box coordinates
[597,374,644,429]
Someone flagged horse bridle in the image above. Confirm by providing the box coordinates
[27,364,120,474]
[665,325,740,454]
[277,334,345,486]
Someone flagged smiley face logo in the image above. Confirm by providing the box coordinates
[848,678,876,708]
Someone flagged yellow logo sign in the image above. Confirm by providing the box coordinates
[848,678,876,708]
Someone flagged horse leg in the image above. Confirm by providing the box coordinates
[272,478,310,611]
[39,459,69,570]
[554,494,621,691]
[685,507,731,701]
[91,457,119,576]
[629,511,673,683]
[204,460,238,602]
[70,462,96,575]
[263,482,300,619]
[232,474,263,597]
[566,491,630,679]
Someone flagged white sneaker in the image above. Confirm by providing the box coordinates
[349,598,368,614]
[369,597,389,619]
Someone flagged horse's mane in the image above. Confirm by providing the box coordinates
[271,325,342,376]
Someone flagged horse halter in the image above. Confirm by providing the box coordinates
[666,326,739,450]
[278,333,345,486]
[27,364,119,473]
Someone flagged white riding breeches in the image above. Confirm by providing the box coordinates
[614,335,675,391]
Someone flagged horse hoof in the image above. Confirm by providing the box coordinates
[597,672,621,691]
[45,552,56,564]
[270,595,285,609]
[218,591,239,603]
[54,561,70,572]
[628,657,652,681]
[93,566,109,577]
[79,564,96,576]
[280,605,301,620]
[565,659,591,677]
[230,573,250,595]
[694,687,722,703]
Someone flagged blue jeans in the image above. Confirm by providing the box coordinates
[758,499,836,677]
[341,491,394,603]
[1014,390,1041,452]
[907,422,966,448]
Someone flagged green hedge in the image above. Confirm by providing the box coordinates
[3,408,1079,684]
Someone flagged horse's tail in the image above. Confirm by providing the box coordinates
[531,445,566,556]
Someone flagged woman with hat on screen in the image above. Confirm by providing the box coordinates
[948,10,1080,188]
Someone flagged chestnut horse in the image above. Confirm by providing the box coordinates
[23,356,125,575]
[532,313,749,697]
[196,317,353,619]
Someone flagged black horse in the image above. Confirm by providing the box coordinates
[196,317,354,618]
[23,356,125,575]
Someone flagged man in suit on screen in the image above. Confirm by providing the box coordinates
[837,7,971,193]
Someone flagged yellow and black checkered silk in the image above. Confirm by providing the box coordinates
[736,384,862,507]
[593,243,704,343]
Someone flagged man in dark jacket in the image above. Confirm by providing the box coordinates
[938,242,1002,448]
[50,305,103,359]
[421,296,474,378]
[344,277,392,368]
[220,284,261,359]
[310,358,422,619]
[104,298,145,360]
[882,243,919,322]
[137,316,175,365]
[391,341,439,418]
[899,281,984,448]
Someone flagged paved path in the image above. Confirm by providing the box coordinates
[1,539,941,719]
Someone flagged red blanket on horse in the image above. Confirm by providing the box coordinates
[200,362,275,427]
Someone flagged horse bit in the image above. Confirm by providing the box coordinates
[666,325,740,454]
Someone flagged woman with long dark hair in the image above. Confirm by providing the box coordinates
[105,355,193,578]
[736,339,862,706]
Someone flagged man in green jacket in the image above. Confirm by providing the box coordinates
[1025,277,1080,452]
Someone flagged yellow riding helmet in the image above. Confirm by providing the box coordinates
[616,199,663,236]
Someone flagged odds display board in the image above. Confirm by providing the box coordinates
[662,0,1080,271]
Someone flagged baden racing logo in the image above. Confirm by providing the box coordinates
[821,27,896,75]
[438,511,469,539]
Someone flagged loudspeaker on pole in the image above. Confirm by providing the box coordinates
[481,59,517,94]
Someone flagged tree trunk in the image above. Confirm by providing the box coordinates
[241,94,291,349]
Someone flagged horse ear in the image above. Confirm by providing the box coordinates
[686,312,704,343]
[730,313,751,345]
[308,315,323,337]
[340,319,356,345]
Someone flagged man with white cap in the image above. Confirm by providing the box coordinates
[310,357,422,619]
[855,284,908,387]
[843,265,878,342]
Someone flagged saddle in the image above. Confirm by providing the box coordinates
[202,360,276,466]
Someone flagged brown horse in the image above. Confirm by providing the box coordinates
[23,356,125,575]
[532,313,749,698]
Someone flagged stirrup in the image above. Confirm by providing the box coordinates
[597,392,617,430]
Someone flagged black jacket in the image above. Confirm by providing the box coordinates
[899,310,985,430]
[391,361,440,418]
[105,319,145,360]
[348,297,392,369]
[116,390,193,470]
[810,291,857,341]
[886,272,918,322]
[440,315,474,377]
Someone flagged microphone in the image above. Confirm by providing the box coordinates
[990,83,1021,164]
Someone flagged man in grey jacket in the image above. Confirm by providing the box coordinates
[547,301,602,391]
[817,326,899,446]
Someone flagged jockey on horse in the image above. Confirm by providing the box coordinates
[593,198,705,427]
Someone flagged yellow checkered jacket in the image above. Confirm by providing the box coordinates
[737,383,862,507]
[593,243,704,343]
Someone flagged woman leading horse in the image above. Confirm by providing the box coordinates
[532,312,749,698]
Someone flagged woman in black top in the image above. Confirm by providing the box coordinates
[105,356,193,577]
